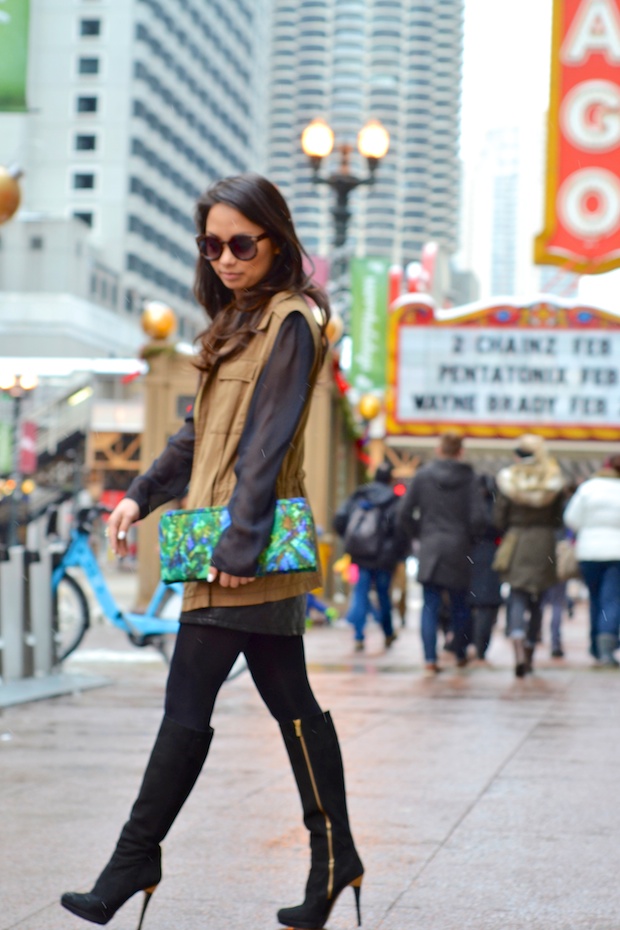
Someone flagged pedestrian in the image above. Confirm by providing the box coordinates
[60,174,363,930]
[468,473,503,662]
[397,431,486,674]
[494,434,564,677]
[564,455,620,667]
[333,461,406,650]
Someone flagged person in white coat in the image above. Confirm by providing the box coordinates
[564,456,620,667]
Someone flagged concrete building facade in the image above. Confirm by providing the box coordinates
[1,0,271,345]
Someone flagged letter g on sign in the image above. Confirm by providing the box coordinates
[561,80,620,151]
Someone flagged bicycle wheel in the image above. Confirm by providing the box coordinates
[147,585,183,664]
[53,572,90,662]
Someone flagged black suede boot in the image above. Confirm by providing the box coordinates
[277,711,364,930]
[61,716,213,928]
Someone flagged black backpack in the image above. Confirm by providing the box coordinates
[343,498,386,563]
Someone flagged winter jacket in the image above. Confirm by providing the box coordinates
[563,470,620,562]
[333,480,407,571]
[494,456,564,595]
[397,458,487,590]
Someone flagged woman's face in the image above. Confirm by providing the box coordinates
[204,203,277,295]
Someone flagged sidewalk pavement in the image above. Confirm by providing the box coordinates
[3,569,620,930]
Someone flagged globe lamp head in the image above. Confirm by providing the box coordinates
[141,301,177,340]
[0,166,22,225]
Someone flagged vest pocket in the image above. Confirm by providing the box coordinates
[208,360,258,434]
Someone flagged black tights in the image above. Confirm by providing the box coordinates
[165,623,322,732]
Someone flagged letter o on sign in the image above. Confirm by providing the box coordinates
[558,168,620,238]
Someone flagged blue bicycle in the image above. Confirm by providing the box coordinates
[50,505,182,663]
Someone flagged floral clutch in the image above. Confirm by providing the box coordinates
[159,497,318,583]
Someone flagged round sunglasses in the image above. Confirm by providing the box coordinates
[196,232,270,262]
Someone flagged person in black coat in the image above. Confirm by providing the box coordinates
[397,432,486,672]
[333,462,407,650]
[468,474,503,660]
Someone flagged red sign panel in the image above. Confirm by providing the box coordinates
[535,0,620,274]
[19,421,37,475]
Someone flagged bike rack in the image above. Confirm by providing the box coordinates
[0,544,55,684]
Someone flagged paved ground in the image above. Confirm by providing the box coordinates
[3,568,620,930]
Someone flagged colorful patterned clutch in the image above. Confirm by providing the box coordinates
[159,497,318,583]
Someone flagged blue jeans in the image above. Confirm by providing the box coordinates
[348,568,394,642]
[421,584,469,662]
[579,561,620,652]
[541,582,567,651]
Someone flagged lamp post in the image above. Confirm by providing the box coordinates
[0,372,38,548]
[301,118,390,309]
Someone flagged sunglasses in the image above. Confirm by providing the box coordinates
[196,232,270,262]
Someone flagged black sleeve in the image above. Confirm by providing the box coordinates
[125,411,195,519]
[210,312,316,576]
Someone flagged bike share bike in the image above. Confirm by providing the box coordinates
[50,504,183,663]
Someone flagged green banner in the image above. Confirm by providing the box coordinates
[349,256,390,393]
[0,421,12,474]
[0,0,30,112]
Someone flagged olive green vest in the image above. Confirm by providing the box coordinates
[182,291,323,610]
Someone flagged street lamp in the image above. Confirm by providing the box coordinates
[301,118,390,313]
[301,118,389,248]
[0,372,38,548]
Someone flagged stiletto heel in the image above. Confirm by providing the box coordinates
[136,886,157,930]
[351,875,363,926]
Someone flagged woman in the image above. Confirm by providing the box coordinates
[60,175,363,930]
[494,434,564,677]
[564,457,620,667]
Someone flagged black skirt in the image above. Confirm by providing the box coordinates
[179,594,306,636]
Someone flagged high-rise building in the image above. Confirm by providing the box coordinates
[268,0,464,266]
[458,123,551,301]
[0,0,271,343]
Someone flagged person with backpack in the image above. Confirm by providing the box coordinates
[333,462,407,651]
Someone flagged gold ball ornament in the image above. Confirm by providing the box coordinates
[358,394,381,421]
[0,167,21,225]
[326,313,344,346]
[141,301,177,340]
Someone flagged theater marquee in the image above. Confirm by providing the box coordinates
[386,298,620,441]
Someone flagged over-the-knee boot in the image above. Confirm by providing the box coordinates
[277,711,364,930]
[61,716,213,928]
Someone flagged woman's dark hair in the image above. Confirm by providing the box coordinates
[193,173,330,371]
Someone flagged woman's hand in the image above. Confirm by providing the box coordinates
[107,498,140,557]
[207,567,256,588]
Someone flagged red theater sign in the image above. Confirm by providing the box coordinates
[535,0,620,273]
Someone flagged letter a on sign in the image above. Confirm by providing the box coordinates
[535,0,620,273]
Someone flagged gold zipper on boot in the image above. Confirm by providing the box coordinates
[294,718,335,899]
